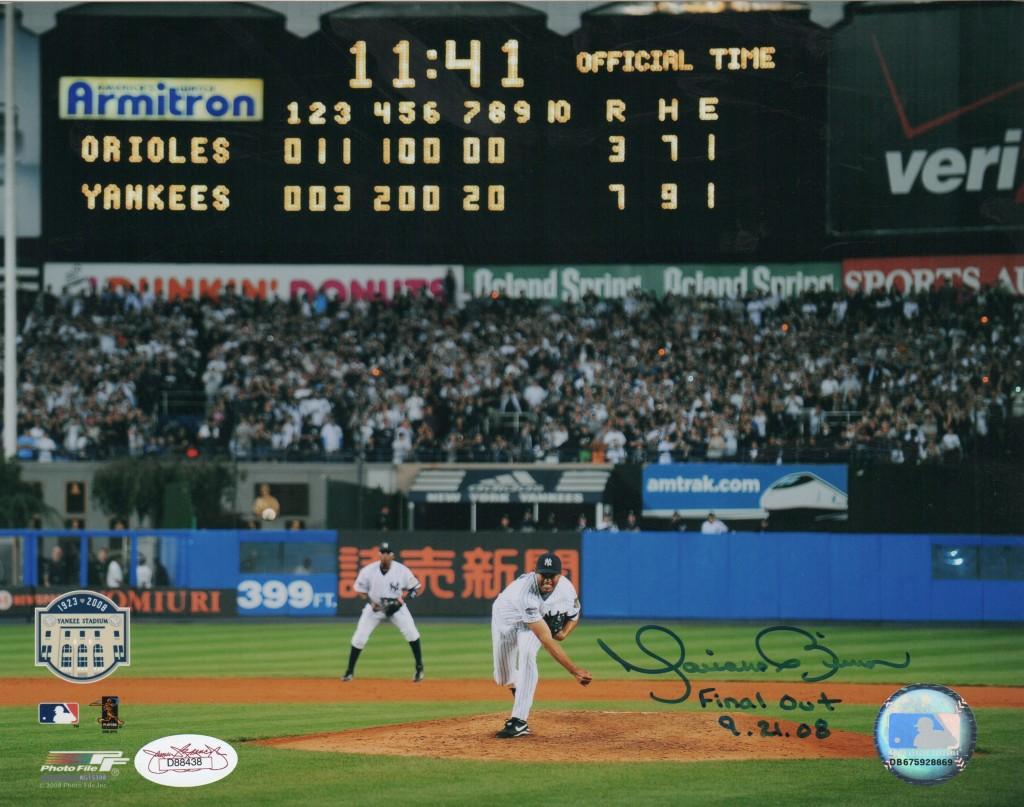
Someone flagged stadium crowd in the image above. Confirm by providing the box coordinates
[8,281,1023,465]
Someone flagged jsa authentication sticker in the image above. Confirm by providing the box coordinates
[134,734,238,788]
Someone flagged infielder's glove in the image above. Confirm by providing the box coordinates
[381,598,403,617]
[543,612,568,637]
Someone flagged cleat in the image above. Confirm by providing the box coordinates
[495,718,530,738]
[414,667,425,683]
[341,672,353,682]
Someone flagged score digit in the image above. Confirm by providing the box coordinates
[501,39,524,88]
[446,39,481,88]
[393,40,415,89]
[349,40,373,89]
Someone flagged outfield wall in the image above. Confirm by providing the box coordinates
[3,530,1022,621]
[582,531,1024,622]
[0,530,579,618]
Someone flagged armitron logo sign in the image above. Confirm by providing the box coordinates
[59,77,263,121]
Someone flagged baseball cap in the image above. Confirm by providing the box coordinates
[534,552,562,574]
[379,541,395,554]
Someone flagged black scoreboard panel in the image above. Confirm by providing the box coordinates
[42,4,828,264]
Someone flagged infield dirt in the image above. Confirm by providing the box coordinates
[6,677,1020,765]
[255,709,878,763]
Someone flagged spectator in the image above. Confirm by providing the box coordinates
[13,286,1019,467]
[252,484,281,521]
[154,557,171,587]
[105,549,124,588]
[321,415,344,455]
[669,511,685,532]
[701,512,729,535]
[136,554,154,589]
[43,545,70,587]
[88,547,106,586]
[940,426,963,461]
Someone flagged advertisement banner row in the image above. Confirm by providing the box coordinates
[408,468,610,504]
[2,532,581,619]
[47,255,1024,302]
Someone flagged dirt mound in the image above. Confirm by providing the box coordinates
[254,710,878,763]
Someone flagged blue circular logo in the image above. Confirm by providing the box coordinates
[874,684,977,785]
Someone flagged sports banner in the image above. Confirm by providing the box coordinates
[842,254,1024,296]
[661,263,839,299]
[336,531,582,617]
[45,262,461,302]
[642,463,848,519]
[236,574,337,616]
[468,263,840,301]
[0,587,236,618]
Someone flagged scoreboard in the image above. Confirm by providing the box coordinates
[41,2,1024,267]
[42,3,828,264]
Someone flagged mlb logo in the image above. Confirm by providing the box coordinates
[888,713,959,750]
[38,703,79,725]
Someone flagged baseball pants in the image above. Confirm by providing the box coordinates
[351,603,420,649]
[492,616,542,722]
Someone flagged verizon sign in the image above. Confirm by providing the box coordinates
[843,255,1024,295]
[828,4,1024,234]
[46,263,459,302]
[885,129,1021,197]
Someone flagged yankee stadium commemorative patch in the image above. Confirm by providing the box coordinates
[35,590,130,684]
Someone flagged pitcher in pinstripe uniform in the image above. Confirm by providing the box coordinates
[490,552,592,738]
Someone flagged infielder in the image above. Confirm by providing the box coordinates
[341,541,424,682]
[491,552,592,738]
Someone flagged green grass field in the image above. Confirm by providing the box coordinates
[1,619,1022,806]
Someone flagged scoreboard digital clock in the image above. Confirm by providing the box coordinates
[42,3,829,264]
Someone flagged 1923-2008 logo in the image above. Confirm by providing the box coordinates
[34,591,130,684]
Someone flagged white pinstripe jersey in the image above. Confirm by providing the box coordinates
[354,561,420,603]
[493,573,580,631]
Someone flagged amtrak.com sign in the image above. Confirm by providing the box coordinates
[642,464,848,519]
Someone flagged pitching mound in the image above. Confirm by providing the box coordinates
[255,710,877,763]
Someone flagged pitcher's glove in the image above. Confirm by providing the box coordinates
[544,612,568,638]
[381,598,403,617]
